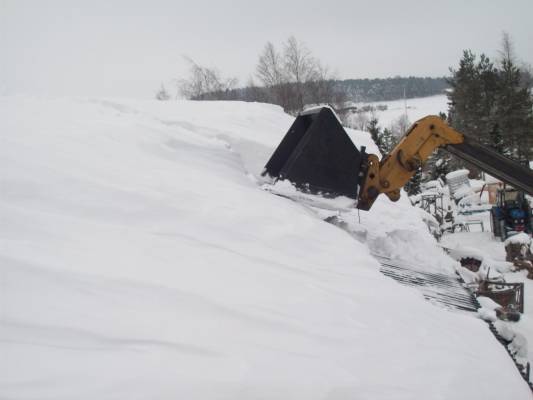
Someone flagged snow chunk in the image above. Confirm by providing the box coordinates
[477,307,497,322]
[448,246,485,262]
[494,321,529,359]
[477,296,502,311]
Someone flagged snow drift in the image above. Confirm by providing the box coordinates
[1,96,531,399]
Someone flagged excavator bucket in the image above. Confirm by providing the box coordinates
[262,107,367,199]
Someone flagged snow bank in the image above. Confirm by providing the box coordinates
[494,321,529,360]
[477,296,499,322]
[1,96,531,399]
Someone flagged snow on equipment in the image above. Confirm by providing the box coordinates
[264,107,533,211]
[262,107,368,200]
[446,169,472,201]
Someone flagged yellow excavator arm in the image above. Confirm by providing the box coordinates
[358,116,464,210]
[263,107,533,211]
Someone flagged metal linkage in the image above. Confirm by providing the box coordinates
[446,138,533,196]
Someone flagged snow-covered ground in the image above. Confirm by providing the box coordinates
[1,96,531,399]
[442,227,533,384]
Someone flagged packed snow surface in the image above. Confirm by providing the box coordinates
[1,96,531,399]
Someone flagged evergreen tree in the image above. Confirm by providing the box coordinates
[366,116,397,157]
[404,167,422,196]
[447,34,533,162]
[488,123,505,154]
[447,51,499,147]
[425,149,452,181]
[367,117,381,151]
[434,155,451,179]
[379,127,397,154]
[494,37,533,161]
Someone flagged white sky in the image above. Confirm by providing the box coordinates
[2,0,532,98]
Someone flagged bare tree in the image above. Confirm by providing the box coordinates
[305,62,347,107]
[256,36,345,112]
[256,42,290,107]
[283,36,318,111]
[178,57,237,100]
[256,42,284,88]
[305,62,330,105]
[242,37,343,111]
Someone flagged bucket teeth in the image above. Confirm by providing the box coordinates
[263,107,366,200]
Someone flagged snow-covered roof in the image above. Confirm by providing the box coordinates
[1,96,531,399]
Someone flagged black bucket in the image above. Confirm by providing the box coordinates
[262,107,367,199]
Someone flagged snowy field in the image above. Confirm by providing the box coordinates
[1,96,531,399]
[347,94,449,130]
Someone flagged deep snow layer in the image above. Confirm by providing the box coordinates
[1,96,531,399]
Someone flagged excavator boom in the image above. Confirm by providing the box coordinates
[263,107,533,211]
[445,139,533,195]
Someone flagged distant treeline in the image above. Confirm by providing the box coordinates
[158,38,451,112]
[336,77,450,102]
[177,76,450,105]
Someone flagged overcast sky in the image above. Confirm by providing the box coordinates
[2,0,532,98]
